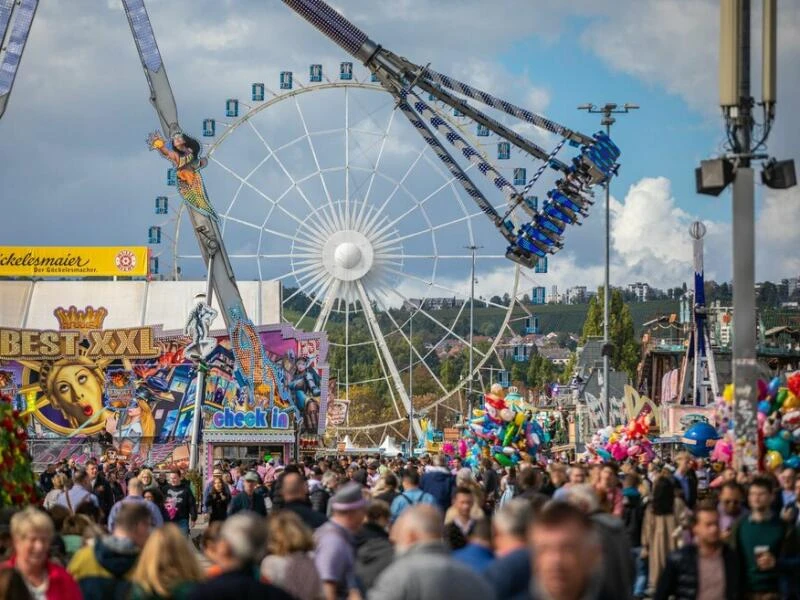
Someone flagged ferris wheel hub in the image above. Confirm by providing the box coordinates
[322,230,374,281]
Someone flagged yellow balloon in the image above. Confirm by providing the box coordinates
[723,384,734,405]
[765,450,784,471]
[781,392,800,413]
[609,433,619,443]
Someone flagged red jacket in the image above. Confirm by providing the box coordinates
[3,556,83,600]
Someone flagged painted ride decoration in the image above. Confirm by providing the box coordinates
[0,305,329,470]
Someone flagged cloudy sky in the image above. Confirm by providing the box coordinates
[0,0,798,305]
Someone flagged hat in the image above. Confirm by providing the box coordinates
[330,482,368,512]
[212,468,223,477]
[368,461,380,471]
[243,471,260,483]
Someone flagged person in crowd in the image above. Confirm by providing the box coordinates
[654,500,742,600]
[42,473,66,511]
[355,500,393,593]
[718,481,748,541]
[419,454,454,512]
[452,517,494,572]
[39,465,57,496]
[596,463,624,517]
[371,472,398,507]
[187,513,293,600]
[311,471,338,515]
[228,471,269,517]
[622,473,647,599]
[484,498,532,600]
[366,461,381,488]
[517,468,548,507]
[443,487,477,550]
[0,566,33,600]
[143,488,170,524]
[107,476,164,530]
[106,470,125,505]
[85,460,114,517]
[278,472,327,530]
[164,469,197,534]
[201,468,223,512]
[260,511,323,600]
[642,475,690,596]
[731,474,800,599]
[307,467,323,494]
[673,452,698,509]
[370,504,495,600]
[447,468,487,523]
[60,515,95,561]
[777,466,796,509]
[1,507,82,600]
[313,482,367,600]
[478,458,500,509]
[205,476,231,523]
[129,523,204,599]
[138,469,158,495]
[498,466,518,508]
[528,501,612,600]
[55,469,99,515]
[568,465,587,486]
[68,502,152,599]
[543,463,569,496]
[389,468,436,523]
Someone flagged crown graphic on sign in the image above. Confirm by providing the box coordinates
[53,305,108,333]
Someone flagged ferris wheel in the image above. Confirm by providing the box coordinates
[151,63,537,443]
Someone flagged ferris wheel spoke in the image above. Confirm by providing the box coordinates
[390,209,486,245]
[355,108,397,232]
[294,275,334,329]
[245,121,328,237]
[211,155,320,243]
[274,262,325,291]
[383,285,486,358]
[362,141,428,236]
[367,160,477,242]
[293,97,342,231]
[313,279,340,332]
[374,295,448,394]
[355,281,414,426]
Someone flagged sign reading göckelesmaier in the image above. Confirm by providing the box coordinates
[0,246,149,277]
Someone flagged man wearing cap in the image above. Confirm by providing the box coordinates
[314,482,367,600]
[229,471,269,517]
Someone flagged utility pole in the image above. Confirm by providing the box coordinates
[577,103,638,426]
[697,0,794,470]
[408,307,414,456]
[466,245,481,422]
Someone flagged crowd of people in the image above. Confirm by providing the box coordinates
[1,451,800,599]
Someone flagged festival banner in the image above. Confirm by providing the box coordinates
[0,246,149,277]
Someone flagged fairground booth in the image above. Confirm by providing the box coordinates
[0,276,329,478]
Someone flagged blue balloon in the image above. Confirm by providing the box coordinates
[768,377,782,399]
[765,435,791,459]
[681,422,720,458]
[758,400,772,414]
[785,456,800,469]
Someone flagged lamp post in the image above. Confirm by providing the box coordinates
[577,103,638,426]
[465,245,481,422]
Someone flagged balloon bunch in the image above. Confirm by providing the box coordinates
[586,414,656,464]
[461,386,546,467]
[756,372,800,471]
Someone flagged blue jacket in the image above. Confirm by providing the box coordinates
[484,547,531,600]
[452,543,494,573]
[419,467,454,511]
[389,488,436,522]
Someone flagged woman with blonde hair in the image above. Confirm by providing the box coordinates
[1,507,81,599]
[260,511,322,600]
[129,523,204,599]
[138,468,158,494]
[43,474,68,511]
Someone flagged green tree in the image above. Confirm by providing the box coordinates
[580,288,640,380]
[511,360,528,386]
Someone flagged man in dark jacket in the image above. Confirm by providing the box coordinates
[68,502,152,600]
[311,471,338,515]
[655,501,742,600]
[485,499,532,600]
[280,472,327,529]
[229,471,269,517]
[420,454,454,512]
[164,468,197,534]
[85,460,115,517]
[355,500,394,592]
[622,473,647,598]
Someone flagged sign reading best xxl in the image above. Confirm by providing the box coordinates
[0,246,149,277]
[0,328,161,359]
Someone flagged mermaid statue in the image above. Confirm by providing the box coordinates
[147,131,218,221]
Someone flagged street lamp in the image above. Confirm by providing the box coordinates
[577,102,638,426]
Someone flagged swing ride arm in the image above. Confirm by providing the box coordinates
[120,0,247,332]
[0,0,38,120]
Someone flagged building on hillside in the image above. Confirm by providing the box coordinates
[627,282,651,302]
[403,297,465,311]
[540,346,572,366]
[532,286,547,305]
[549,285,559,304]
[565,286,587,304]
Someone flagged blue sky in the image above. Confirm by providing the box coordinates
[0,0,797,304]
